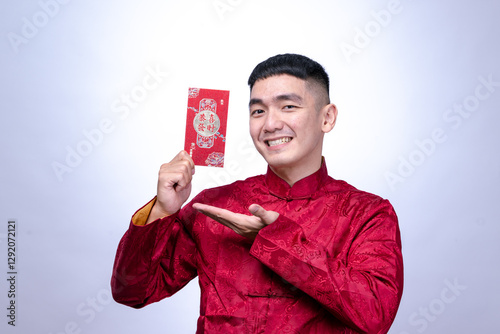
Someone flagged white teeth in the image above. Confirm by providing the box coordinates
[267,137,291,147]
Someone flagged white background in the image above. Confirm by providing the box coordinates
[1,0,499,333]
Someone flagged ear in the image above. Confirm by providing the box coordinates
[321,104,338,133]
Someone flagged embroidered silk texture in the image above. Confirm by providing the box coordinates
[111,162,404,333]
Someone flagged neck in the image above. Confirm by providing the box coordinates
[270,157,323,186]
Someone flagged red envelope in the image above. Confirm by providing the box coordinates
[184,88,230,167]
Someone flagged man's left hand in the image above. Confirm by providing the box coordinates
[192,203,279,240]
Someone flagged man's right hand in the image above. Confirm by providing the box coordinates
[146,150,195,224]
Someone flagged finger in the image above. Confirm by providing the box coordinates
[172,150,195,175]
[159,164,189,185]
[179,150,196,174]
[248,204,279,225]
[157,169,191,196]
[248,204,262,215]
[192,203,227,219]
[192,203,240,226]
[172,174,191,191]
[165,152,195,181]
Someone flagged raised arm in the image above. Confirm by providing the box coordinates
[111,151,198,308]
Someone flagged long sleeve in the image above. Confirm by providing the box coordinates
[111,199,198,308]
[110,162,403,333]
[250,193,403,334]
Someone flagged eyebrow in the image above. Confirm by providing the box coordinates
[249,93,303,108]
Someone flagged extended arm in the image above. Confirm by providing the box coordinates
[250,197,403,333]
[194,195,403,333]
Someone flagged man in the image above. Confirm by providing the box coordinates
[111,54,404,333]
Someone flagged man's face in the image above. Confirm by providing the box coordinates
[249,74,333,175]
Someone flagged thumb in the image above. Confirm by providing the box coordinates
[248,204,279,225]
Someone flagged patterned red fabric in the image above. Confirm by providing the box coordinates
[111,162,403,333]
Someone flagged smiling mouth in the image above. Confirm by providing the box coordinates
[266,137,292,147]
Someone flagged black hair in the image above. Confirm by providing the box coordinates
[248,53,330,99]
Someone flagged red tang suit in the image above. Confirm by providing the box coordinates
[111,161,404,333]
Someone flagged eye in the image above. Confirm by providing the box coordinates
[283,105,296,110]
[251,109,265,116]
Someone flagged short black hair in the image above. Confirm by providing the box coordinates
[248,53,330,99]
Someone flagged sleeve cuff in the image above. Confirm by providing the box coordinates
[131,197,157,226]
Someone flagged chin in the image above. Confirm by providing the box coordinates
[256,142,301,168]
[263,154,296,169]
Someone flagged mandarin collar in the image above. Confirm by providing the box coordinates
[265,159,329,200]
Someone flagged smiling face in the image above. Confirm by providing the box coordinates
[249,74,337,184]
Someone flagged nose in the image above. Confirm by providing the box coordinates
[263,108,284,133]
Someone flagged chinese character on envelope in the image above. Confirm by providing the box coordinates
[184,88,230,167]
